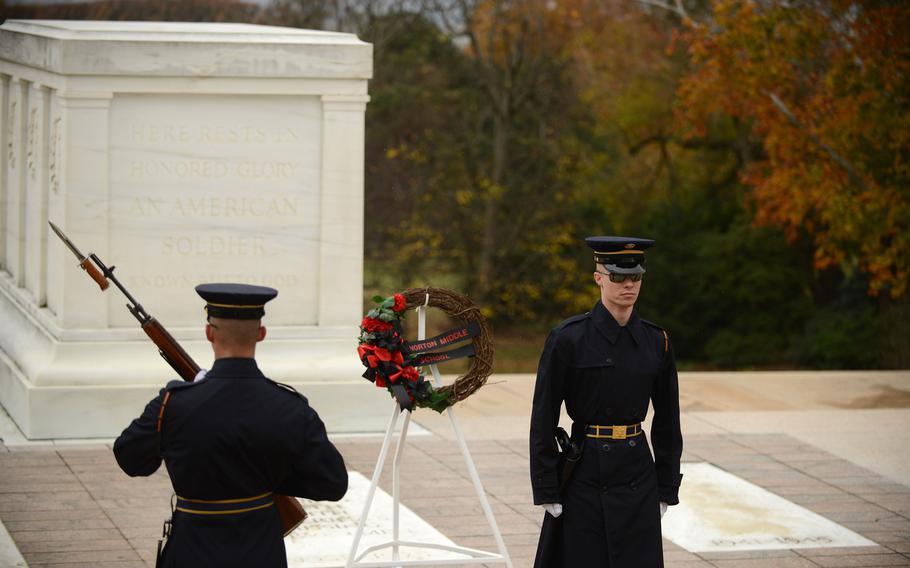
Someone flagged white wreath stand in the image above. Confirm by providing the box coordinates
[345,304,513,568]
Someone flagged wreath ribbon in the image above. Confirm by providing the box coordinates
[411,343,476,366]
[406,322,481,354]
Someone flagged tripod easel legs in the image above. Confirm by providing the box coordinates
[345,304,512,568]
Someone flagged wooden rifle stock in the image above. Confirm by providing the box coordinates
[141,318,200,381]
[276,493,308,536]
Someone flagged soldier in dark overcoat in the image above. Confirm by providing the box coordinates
[530,237,683,568]
[114,283,348,568]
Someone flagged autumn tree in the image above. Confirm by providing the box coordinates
[416,0,585,306]
[676,0,910,299]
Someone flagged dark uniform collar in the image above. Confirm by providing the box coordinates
[591,301,646,346]
[208,357,264,379]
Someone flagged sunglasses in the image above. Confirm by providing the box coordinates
[597,271,643,283]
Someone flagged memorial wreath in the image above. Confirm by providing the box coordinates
[357,287,494,412]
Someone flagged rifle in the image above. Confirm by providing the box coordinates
[48,221,307,537]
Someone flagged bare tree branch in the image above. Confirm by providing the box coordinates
[635,0,699,27]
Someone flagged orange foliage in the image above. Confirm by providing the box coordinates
[677,0,910,297]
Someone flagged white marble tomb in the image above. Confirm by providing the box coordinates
[0,20,385,438]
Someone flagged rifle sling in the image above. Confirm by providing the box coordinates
[156,391,172,434]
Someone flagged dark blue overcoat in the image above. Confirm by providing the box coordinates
[530,302,683,568]
[114,357,348,567]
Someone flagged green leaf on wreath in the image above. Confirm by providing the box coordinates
[419,390,452,414]
[372,295,385,303]
[377,311,397,323]
[367,308,380,319]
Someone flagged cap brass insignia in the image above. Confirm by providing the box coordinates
[625,243,636,249]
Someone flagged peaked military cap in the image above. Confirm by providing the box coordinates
[585,236,654,274]
[195,283,278,320]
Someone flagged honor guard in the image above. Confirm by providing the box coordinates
[530,237,683,567]
[114,283,348,568]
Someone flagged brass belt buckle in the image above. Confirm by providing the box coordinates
[613,425,627,440]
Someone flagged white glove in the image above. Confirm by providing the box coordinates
[194,368,208,382]
[660,501,668,518]
[542,503,563,518]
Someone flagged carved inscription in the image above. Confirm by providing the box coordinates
[114,119,310,262]
[128,123,299,144]
[126,273,301,289]
[6,99,15,168]
[161,235,266,257]
[108,95,322,325]
[128,196,299,218]
[127,159,299,180]
[48,116,61,193]
[125,122,302,182]
[711,536,834,547]
[27,105,38,180]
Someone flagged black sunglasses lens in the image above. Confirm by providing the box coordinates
[607,273,642,283]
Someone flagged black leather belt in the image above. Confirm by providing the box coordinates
[585,423,642,440]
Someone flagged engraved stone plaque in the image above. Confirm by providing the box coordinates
[109,94,322,327]
[662,462,876,552]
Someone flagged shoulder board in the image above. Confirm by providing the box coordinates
[641,319,669,354]
[554,312,590,331]
[165,380,203,392]
[266,378,305,400]
[640,318,664,331]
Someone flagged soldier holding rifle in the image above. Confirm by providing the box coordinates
[530,236,683,567]
[48,221,346,568]
[113,283,348,567]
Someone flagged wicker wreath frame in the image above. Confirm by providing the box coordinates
[400,287,494,405]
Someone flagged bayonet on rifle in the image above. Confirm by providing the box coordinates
[48,221,109,291]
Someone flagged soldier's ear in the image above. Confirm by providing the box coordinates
[205,324,215,343]
[257,326,267,343]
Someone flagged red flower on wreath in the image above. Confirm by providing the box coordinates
[401,366,420,383]
[388,364,419,384]
[361,317,393,333]
[392,294,407,312]
[357,344,398,368]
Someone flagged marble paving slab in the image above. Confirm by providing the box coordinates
[285,472,464,567]
[662,462,876,552]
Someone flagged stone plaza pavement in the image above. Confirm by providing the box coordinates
[1,371,909,567]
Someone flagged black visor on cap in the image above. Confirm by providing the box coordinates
[195,283,278,320]
[600,258,646,275]
[585,235,654,275]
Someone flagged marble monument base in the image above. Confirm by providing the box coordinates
[0,285,389,439]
